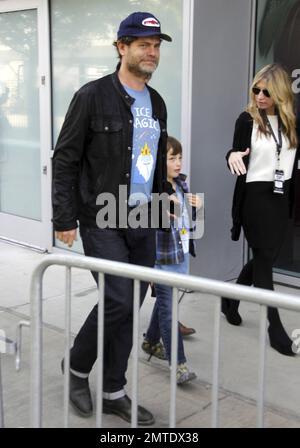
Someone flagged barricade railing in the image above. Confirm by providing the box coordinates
[28,254,300,428]
[0,333,17,428]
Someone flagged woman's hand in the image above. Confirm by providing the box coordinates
[228,148,250,175]
[186,193,202,209]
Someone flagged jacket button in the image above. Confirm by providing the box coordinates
[126,173,130,178]
[129,119,133,124]
[128,146,132,151]
[104,126,109,131]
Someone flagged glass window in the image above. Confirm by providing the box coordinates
[51,0,183,252]
[255,0,300,277]
[0,9,41,220]
[51,0,183,142]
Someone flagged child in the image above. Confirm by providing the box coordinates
[142,136,201,384]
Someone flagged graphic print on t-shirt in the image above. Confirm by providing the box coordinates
[124,85,160,206]
[134,142,154,183]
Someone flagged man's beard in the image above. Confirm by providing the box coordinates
[126,60,157,80]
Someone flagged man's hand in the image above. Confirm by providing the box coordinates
[228,148,250,175]
[55,229,77,248]
[186,193,202,209]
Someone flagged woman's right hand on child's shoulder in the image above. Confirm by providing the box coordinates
[228,148,250,176]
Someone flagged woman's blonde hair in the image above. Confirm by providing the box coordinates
[247,63,298,148]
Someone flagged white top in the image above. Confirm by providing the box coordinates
[246,115,296,183]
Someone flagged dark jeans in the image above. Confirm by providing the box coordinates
[145,255,189,365]
[70,226,156,393]
[145,283,186,364]
[236,247,278,290]
[231,247,285,326]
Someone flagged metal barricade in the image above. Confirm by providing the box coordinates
[29,253,300,428]
[0,333,17,428]
[0,353,4,428]
[15,320,30,372]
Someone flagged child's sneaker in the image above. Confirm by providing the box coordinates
[176,363,197,385]
[141,339,167,360]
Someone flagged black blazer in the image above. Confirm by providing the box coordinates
[226,111,300,241]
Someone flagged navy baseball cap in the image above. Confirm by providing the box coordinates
[117,12,172,42]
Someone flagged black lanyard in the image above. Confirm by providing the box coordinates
[266,115,282,162]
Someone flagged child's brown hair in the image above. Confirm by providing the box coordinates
[167,136,182,156]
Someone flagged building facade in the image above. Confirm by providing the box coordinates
[0,0,299,286]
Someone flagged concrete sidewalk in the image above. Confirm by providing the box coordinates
[0,240,300,428]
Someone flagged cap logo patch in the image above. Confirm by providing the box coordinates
[142,17,160,27]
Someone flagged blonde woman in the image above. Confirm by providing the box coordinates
[222,64,300,356]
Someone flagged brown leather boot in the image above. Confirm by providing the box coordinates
[179,322,196,337]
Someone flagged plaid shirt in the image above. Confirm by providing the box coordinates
[156,174,196,265]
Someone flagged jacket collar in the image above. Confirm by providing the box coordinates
[175,173,187,183]
[111,70,161,120]
[111,71,135,107]
[174,173,188,192]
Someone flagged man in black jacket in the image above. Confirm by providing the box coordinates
[52,12,172,425]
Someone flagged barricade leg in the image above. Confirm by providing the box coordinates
[131,279,140,428]
[169,287,179,428]
[15,320,30,371]
[63,267,72,428]
[211,297,221,428]
[96,273,105,428]
[0,354,4,428]
[257,305,267,428]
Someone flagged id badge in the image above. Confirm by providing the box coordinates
[273,169,284,194]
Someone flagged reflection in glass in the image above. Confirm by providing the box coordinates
[51,0,183,252]
[256,0,300,277]
[51,0,182,142]
[0,9,41,220]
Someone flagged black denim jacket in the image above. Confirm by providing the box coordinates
[52,71,172,231]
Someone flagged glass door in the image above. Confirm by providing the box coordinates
[0,0,51,250]
[254,0,300,285]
